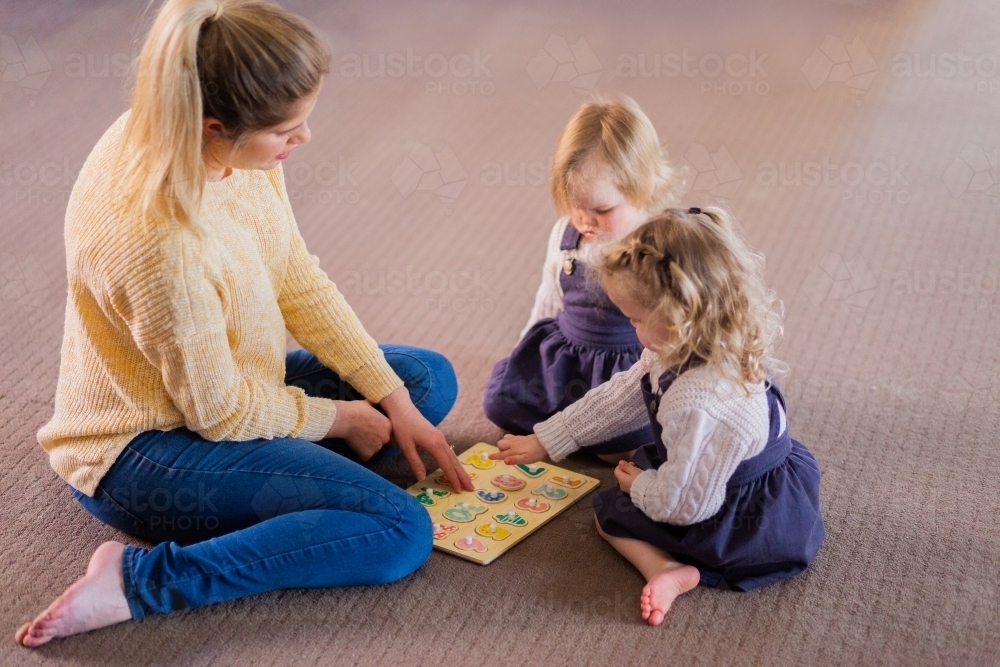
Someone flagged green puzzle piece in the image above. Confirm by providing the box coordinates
[515,463,547,477]
[494,511,527,527]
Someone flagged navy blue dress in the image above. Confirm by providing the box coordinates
[594,364,825,591]
[483,223,655,453]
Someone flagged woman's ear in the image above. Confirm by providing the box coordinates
[202,117,227,144]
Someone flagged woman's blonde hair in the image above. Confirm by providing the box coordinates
[118,0,329,230]
[600,207,784,388]
[550,96,683,215]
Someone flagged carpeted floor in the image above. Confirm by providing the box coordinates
[1,0,998,665]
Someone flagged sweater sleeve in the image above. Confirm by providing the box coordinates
[109,228,338,443]
[532,348,654,461]
[629,374,769,525]
[518,217,568,339]
[268,167,403,403]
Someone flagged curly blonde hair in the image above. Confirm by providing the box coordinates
[600,207,784,388]
[550,96,684,215]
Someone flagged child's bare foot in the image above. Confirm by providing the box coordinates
[640,564,700,626]
[15,541,132,647]
[596,449,636,464]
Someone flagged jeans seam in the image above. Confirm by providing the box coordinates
[93,476,148,535]
[123,445,398,487]
[131,492,416,594]
[384,350,434,406]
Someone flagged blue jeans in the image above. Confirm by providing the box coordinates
[71,345,457,619]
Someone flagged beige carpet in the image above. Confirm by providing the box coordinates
[2,0,999,664]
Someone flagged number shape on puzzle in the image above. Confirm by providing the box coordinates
[463,451,496,470]
[475,521,512,541]
[515,496,550,513]
[491,474,526,491]
[443,501,488,523]
[432,522,458,540]
[532,483,568,500]
[515,463,547,478]
[476,489,506,504]
[415,486,450,506]
[493,511,528,527]
[454,535,488,553]
[549,474,585,489]
[435,471,477,489]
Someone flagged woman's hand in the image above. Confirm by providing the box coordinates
[380,387,474,492]
[613,460,641,494]
[490,433,547,465]
[326,400,392,461]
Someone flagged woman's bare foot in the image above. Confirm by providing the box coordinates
[640,564,700,626]
[15,541,132,647]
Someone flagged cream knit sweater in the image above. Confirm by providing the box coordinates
[38,112,403,496]
[534,349,775,525]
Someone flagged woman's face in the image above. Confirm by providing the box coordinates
[203,89,320,177]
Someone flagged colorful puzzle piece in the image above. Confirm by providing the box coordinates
[435,471,477,489]
[492,474,526,491]
[407,443,599,565]
[416,486,451,506]
[476,489,507,504]
[532,483,568,500]
[515,496,551,513]
[454,535,488,553]
[475,522,512,541]
[549,474,585,489]
[515,463,547,477]
[432,522,458,540]
[464,451,496,470]
[494,511,527,527]
[443,502,488,523]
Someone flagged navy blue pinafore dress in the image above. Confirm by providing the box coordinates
[594,365,825,591]
[483,223,655,453]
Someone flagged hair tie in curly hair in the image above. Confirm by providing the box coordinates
[687,207,701,215]
[660,251,674,280]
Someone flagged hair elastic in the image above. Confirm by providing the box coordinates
[687,207,701,215]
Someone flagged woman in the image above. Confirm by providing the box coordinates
[17,0,472,647]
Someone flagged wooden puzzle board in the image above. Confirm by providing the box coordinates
[405,443,600,565]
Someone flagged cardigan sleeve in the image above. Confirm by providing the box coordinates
[533,348,654,461]
[268,167,403,403]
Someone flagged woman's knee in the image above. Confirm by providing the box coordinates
[373,493,433,583]
[383,345,458,426]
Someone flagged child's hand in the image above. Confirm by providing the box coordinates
[613,460,642,494]
[490,434,547,465]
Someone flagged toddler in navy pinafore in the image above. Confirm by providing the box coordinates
[492,207,825,625]
[483,97,683,457]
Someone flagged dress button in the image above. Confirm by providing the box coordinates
[649,397,658,414]
[563,259,575,275]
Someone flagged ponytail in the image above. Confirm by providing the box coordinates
[117,0,329,231]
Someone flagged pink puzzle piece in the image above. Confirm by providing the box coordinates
[454,535,488,553]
